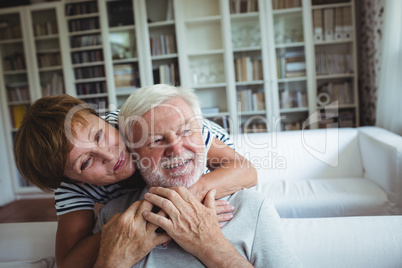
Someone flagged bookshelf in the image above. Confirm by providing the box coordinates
[269,0,311,131]
[0,4,67,197]
[64,0,109,114]
[0,0,360,198]
[311,0,359,128]
[230,1,271,133]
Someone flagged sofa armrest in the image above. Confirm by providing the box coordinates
[358,127,402,213]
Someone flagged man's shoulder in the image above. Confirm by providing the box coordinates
[229,188,266,203]
[225,188,270,215]
[98,188,143,218]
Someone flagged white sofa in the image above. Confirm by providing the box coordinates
[1,126,402,267]
[233,126,402,218]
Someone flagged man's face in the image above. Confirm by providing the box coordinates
[132,97,206,188]
[64,114,136,185]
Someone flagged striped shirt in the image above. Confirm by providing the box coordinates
[55,111,233,215]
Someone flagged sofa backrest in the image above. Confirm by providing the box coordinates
[233,128,364,181]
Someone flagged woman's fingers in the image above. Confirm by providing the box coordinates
[216,213,233,223]
[214,200,235,215]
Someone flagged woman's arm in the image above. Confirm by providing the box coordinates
[189,137,257,201]
[56,210,101,268]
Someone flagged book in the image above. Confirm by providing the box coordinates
[313,9,323,41]
[114,64,134,87]
[11,105,27,129]
[343,7,353,39]
[201,107,220,115]
[323,8,334,41]
[166,0,174,20]
[334,7,345,40]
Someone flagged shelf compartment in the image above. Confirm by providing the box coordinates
[185,20,223,53]
[273,10,304,45]
[182,0,220,20]
[188,54,225,86]
[107,0,134,27]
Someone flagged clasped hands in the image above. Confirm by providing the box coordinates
[94,187,235,268]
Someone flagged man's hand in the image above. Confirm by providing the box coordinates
[94,199,170,268]
[143,187,253,268]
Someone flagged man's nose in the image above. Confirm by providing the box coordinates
[164,133,183,157]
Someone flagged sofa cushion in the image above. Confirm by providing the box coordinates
[233,128,364,181]
[255,178,392,218]
[282,216,402,268]
[0,222,56,262]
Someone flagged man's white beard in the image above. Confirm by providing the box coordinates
[137,149,207,188]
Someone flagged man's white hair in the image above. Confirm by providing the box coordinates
[119,84,203,146]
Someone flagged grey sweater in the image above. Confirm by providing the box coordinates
[93,188,300,267]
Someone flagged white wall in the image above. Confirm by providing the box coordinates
[0,112,15,206]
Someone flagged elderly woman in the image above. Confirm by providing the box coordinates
[13,93,257,267]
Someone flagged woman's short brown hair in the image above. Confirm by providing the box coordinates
[13,94,97,191]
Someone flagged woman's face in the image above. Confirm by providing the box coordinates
[64,114,136,185]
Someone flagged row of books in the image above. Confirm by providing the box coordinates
[3,53,26,71]
[234,57,263,82]
[81,97,109,110]
[65,2,98,16]
[312,0,350,6]
[153,63,179,85]
[315,52,353,75]
[209,115,230,132]
[6,82,29,102]
[281,120,304,131]
[318,110,354,128]
[108,1,134,27]
[37,52,62,68]
[0,24,21,40]
[74,66,105,79]
[242,123,268,133]
[317,81,353,106]
[280,90,308,109]
[313,7,352,42]
[113,64,140,88]
[150,34,177,56]
[69,18,99,33]
[70,34,102,48]
[276,51,306,78]
[72,49,103,64]
[201,107,220,115]
[76,81,106,95]
[34,21,58,37]
[237,90,266,112]
[9,104,28,129]
[229,0,259,14]
[41,73,64,97]
[271,0,302,10]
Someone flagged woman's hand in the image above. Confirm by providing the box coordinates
[189,185,235,225]
[215,199,234,226]
[143,187,252,268]
[94,199,170,268]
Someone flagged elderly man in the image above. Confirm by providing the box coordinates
[93,84,299,267]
